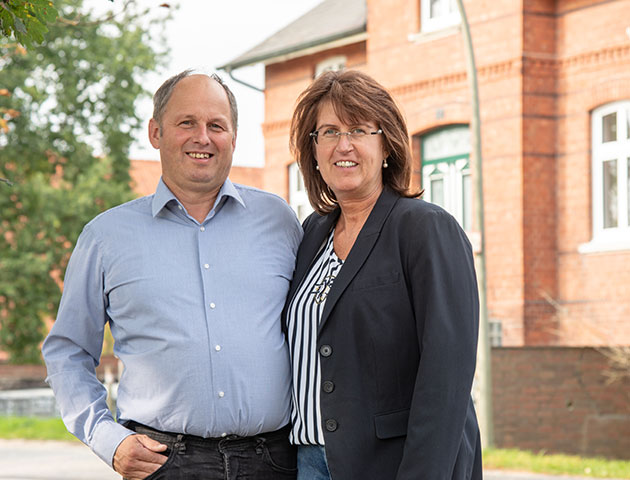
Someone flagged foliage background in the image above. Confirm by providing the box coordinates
[0,0,169,363]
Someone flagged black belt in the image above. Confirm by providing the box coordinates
[125,420,291,448]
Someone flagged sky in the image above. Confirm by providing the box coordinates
[100,0,324,166]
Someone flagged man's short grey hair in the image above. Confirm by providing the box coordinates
[152,69,238,132]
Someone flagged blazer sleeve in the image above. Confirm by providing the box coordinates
[396,207,479,480]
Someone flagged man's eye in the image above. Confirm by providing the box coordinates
[210,123,225,132]
[351,128,367,135]
[322,128,338,137]
[179,120,193,127]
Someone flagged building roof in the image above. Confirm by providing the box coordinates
[219,0,366,71]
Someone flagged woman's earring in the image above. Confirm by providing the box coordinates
[383,158,388,168]
[316,165,320,171]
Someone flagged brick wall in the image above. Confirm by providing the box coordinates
[259,0,630,347]
[130,159,265,196]
[553,0,630,345]
[4,347,627,460]
[0,355,118,390]
[492,346,630,459]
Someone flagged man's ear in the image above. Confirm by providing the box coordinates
[148,118,161,149]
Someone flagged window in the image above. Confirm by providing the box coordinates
[421,125,472,231]
[289,162,313,222]
[421,0,460,33]
[589,102,630,247]
[314,55,346,78]
[489,320,502,347]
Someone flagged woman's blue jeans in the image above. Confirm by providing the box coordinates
[297,445,331,480]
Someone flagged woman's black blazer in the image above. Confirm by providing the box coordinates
[284,187,483,480]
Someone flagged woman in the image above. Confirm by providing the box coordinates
[285,70,482,480]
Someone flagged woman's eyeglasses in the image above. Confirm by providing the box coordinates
[309,127,383,145]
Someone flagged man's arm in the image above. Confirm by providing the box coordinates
[42,225,134,466]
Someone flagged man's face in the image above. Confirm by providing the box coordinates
[148,75,236,199]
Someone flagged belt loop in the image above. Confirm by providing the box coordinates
[254,436,266,455]
[173,434,186,454]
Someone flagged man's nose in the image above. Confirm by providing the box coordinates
[192,125,212,144]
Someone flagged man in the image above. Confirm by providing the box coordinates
[42,70,302,479]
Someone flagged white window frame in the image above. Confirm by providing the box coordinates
[421,125,472,232]
[423,158,471,231]
[580,101,630,253]
[289,162,313,222]
[489,320,502,347]
[314,55,347,78]
[421,0,460,33]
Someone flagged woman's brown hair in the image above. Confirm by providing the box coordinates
[290,70,419,215]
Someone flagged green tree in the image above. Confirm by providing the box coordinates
[0,0,168,363]
[0,0,59,47]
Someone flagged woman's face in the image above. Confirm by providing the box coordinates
[313,102,386,203]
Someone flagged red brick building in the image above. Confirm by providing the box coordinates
[218,0,630,348]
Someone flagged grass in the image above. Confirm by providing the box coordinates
[484,448,630,478]
[1,417,629,478]
[0,416,77,442]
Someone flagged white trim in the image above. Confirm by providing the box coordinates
[408,24,460,44]
[578,236,630,253]
[420,0,461,34]
[261,33,367,67]
[422,158,471,231]
[315,55,347,78]
[590,101,630,244]
[288,162,313,222]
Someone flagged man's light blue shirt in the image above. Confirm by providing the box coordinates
[42,178,302,466]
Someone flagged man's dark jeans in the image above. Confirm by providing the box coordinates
[125,421,297,480]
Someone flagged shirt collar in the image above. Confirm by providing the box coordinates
[151,177,245,218]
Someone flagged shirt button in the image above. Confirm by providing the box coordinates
[215,345,221,351]
[200,226,205,232]
[319,345,333,357]
[325,419,338,432]
[322,381,335,393]
[218,391,225,398]
[178,205,183,210]
[210,303,216,309]
[204,263,210,269]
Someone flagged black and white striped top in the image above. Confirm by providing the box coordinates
[286,228,344,445]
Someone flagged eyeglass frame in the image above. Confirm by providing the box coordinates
[309,127,383,145]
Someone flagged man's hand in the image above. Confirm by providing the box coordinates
[113,434,168,480]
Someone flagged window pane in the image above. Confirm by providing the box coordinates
[603,159,618,228]
[423,126,470,161]
[430,0,445,18]
[489,321,502,347]
[462,173,472,231]
[602,112,617,143]
[431,178,444,208]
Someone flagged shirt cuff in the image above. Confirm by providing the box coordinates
[91,420,135,467]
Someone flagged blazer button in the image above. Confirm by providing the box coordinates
[319,345,332,357]
[325,419,338,432]
[322,381,335,393]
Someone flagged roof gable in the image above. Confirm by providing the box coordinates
[219,0,366,70]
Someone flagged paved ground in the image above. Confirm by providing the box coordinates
[0,439,624,480]
[0,439,118,480]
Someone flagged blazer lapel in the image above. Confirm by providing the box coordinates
[286,210,339,306]
[318,188,400,334]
